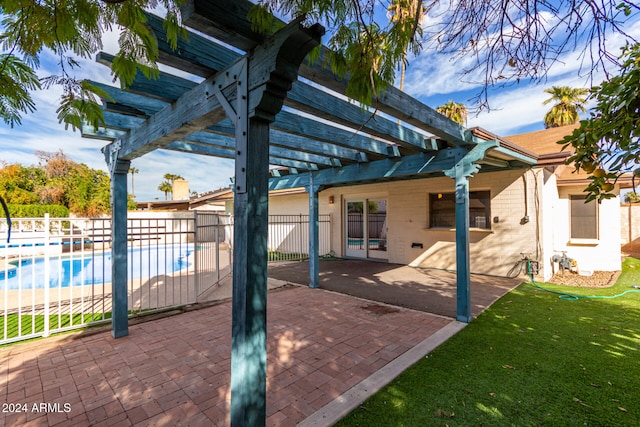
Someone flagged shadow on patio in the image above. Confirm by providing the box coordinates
[0,283,454,426]
[268,259,521,318]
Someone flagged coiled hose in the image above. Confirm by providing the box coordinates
[523,258,640,301]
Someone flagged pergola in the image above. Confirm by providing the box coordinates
[81,0,536,424]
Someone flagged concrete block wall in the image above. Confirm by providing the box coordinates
[266,168,625,278]
[621,203,640,257]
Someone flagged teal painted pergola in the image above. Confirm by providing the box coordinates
[82,1,536,424]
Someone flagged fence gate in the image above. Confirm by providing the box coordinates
[1,216,115,344]
[194,212,233,298]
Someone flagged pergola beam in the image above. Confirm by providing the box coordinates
[179,130,334,167]
[100,70,226,161]
[268,147,472,190]
[179,0,482,146]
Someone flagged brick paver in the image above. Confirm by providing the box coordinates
[1,286,452,426]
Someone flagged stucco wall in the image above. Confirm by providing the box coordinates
[268,193,309,215]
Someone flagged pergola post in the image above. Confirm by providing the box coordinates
[453,163,472,322]
[109,157,130,338]
[444,140,500,323]
[222,22,324,427]
[307,180,320,288]
[230,117,270,425]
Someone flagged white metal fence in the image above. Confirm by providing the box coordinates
[0,212,329,344]
[267,214,332,261]
[0,213,232,344]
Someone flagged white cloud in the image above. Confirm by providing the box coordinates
[467,72,600,135]
[404,5,640,102]
[129,151,234,201]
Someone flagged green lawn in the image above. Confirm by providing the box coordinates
[338,257,640,426]
[0,313,110,344]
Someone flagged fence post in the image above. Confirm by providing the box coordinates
[194,211,199,297]
[43,213,50,337]
[215,214,220,283]
[307,184,320,288]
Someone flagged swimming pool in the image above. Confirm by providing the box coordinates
[0,244,193,290]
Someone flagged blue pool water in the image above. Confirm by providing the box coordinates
[0,244,192,290]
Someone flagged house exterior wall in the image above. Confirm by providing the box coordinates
[268,193,309,215]
[268,170,542,277]
[540,169,559,281]
[266,168,624,278]
[401,169,541,277]
[552,185,622,274]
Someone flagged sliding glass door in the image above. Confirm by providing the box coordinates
[344,199,387,260]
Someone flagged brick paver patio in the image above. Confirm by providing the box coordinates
[0,285,452,426]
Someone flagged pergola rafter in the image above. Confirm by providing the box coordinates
[81,1,537,425]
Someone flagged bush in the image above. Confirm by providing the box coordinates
[7,204,69,218]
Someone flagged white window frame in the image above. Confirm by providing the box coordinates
[569,194,599,243]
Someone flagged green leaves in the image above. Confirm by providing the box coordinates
[0,54,40,127]
[41,77,110,131]
[561,43,640,202]
[436,101,468,126]
[251,0,425,107]
[0,0,186,129]
[542,86,589,128]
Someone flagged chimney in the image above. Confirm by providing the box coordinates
[172,179,189,200]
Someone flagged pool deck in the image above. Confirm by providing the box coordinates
[0,261,519,426]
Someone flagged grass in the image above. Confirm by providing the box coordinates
[268,250,308,261]
[0,312,110,344]
[338,257,640,426]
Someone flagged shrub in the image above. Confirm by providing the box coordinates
[7,204,69,218]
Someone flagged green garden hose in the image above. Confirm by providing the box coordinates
[525,260,640,301]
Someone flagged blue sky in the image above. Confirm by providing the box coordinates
[1,10,639,201]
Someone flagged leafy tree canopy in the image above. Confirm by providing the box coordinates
[1,0,638,129]
[624,190,640,203]
[0,0,184,128]
[0,150,112,216]
[250,0,639,107]
[561,43,640,202]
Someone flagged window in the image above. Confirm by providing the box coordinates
[429,191,491,230]
[570,195,598,240]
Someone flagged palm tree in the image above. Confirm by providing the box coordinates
[436,101,468,126]
[158,181,172,200]
[387,0,426,93]
[542,86,589,128]
[128,167,139,198]
[163,173,183,185]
